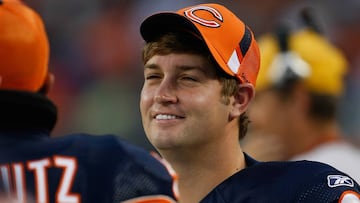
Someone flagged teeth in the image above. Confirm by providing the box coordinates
[155,114,177,120]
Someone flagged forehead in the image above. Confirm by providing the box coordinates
[144,53,214,72]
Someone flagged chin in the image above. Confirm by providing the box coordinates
[149,136,178,150]
[151,140,176,150]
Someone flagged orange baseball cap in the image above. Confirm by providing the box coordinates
[0,0,49,92]
[140,3,260,86]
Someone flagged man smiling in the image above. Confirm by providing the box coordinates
[138,3,360,203]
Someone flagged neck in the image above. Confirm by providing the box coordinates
[160,137,245,203]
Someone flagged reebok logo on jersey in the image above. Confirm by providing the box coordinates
[327,175,354,188]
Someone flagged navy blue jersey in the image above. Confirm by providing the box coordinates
[201,154,360,203]
[0,132,176,203]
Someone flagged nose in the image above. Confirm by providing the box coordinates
[154,80,178,104]
[154,94,177,103]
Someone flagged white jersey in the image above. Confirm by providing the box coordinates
[292,141,360,183]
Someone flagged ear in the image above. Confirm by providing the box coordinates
[38,72,55,95]
[229,83,255,120]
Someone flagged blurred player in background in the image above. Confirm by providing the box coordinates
[242,7,360,182]
[139,3,360,202]
[0,0,176,202]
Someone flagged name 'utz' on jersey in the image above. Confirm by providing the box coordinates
[0,0,175,202]
[0,133,176,203]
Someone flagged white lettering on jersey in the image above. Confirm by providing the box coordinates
[54,156,80,203]
[0,165,11,193]
[328,175,354,188]
[12,163,26,203]
[28,158,51,203]
[0,156,79,203]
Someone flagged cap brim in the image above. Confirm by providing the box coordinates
[140,12,200,43]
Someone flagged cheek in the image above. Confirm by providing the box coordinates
[140,88,153,114]
[191,93,229,121]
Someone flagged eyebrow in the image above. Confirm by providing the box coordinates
[144,63,159,70]
[144,63,207,74]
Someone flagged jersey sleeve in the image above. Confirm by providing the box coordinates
[110,137,176,202]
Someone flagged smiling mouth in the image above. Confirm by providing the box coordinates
[155,114,184,120]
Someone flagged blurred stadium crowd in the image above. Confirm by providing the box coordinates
[23,0,360,150]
